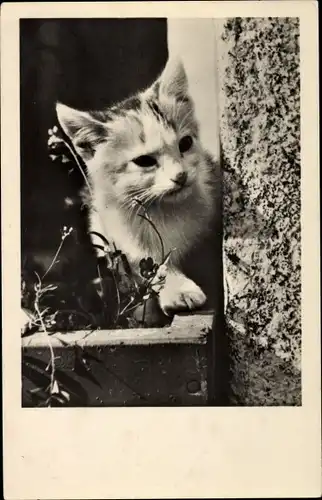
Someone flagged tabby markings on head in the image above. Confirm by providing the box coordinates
[55,57,217,267]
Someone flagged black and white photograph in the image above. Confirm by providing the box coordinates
[2,2,320,498]
[19,15,303,408]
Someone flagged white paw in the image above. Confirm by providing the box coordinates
[158,273,206,315]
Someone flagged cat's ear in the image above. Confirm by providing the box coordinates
[158,58,188,97]
[56,102,107,160]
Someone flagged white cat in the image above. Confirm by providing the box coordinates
[56,58,219,315]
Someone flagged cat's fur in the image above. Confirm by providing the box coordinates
[56,58,220,314]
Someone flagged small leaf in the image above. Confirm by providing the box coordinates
[74,348,102,388]
[49,394,67,406]
[43,284,58,292]
[120,254,133,276]
[30,386,46,395]
[60,390,71,402]
[89,231,110,247]
[23,355,89,404]
[92,244,106,253]
[52,379,59,394]
[162,250,174,266]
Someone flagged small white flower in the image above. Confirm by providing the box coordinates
[49,135,61,146]
[64,197,74,207]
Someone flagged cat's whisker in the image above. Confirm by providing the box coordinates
[120,189,157,220]
[121,196,140,218]
[119,188,150,209]
[133,190,163,215]
[137,193,157,208]
[131,195,155,220]
[157,190,169,205]
[143,198,158,213]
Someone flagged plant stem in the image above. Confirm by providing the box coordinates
[121,300,144,316]
[141,299,147,326]
[138,213,165,262]
[119,296,135,316]
[33,284,55,396]
[63,140,92,195]
[111,269,121,325]
[41,237,66,280]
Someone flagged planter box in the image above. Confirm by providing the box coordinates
[22,311,214,407]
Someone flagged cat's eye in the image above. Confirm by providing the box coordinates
[179,135,193,154]
[132,155,157,168]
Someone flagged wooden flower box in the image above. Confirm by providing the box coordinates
[22,311,215,407]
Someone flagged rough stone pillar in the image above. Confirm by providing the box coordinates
[216,17,301,405]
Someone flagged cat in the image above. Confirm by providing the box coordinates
[56,58,220,316]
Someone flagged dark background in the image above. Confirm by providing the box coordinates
[20,19,168,266]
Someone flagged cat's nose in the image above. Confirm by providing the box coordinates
[171,171,188,187]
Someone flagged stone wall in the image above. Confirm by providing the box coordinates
[217,18,301,405]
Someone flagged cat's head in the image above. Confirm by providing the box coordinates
[56,58,212,212]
